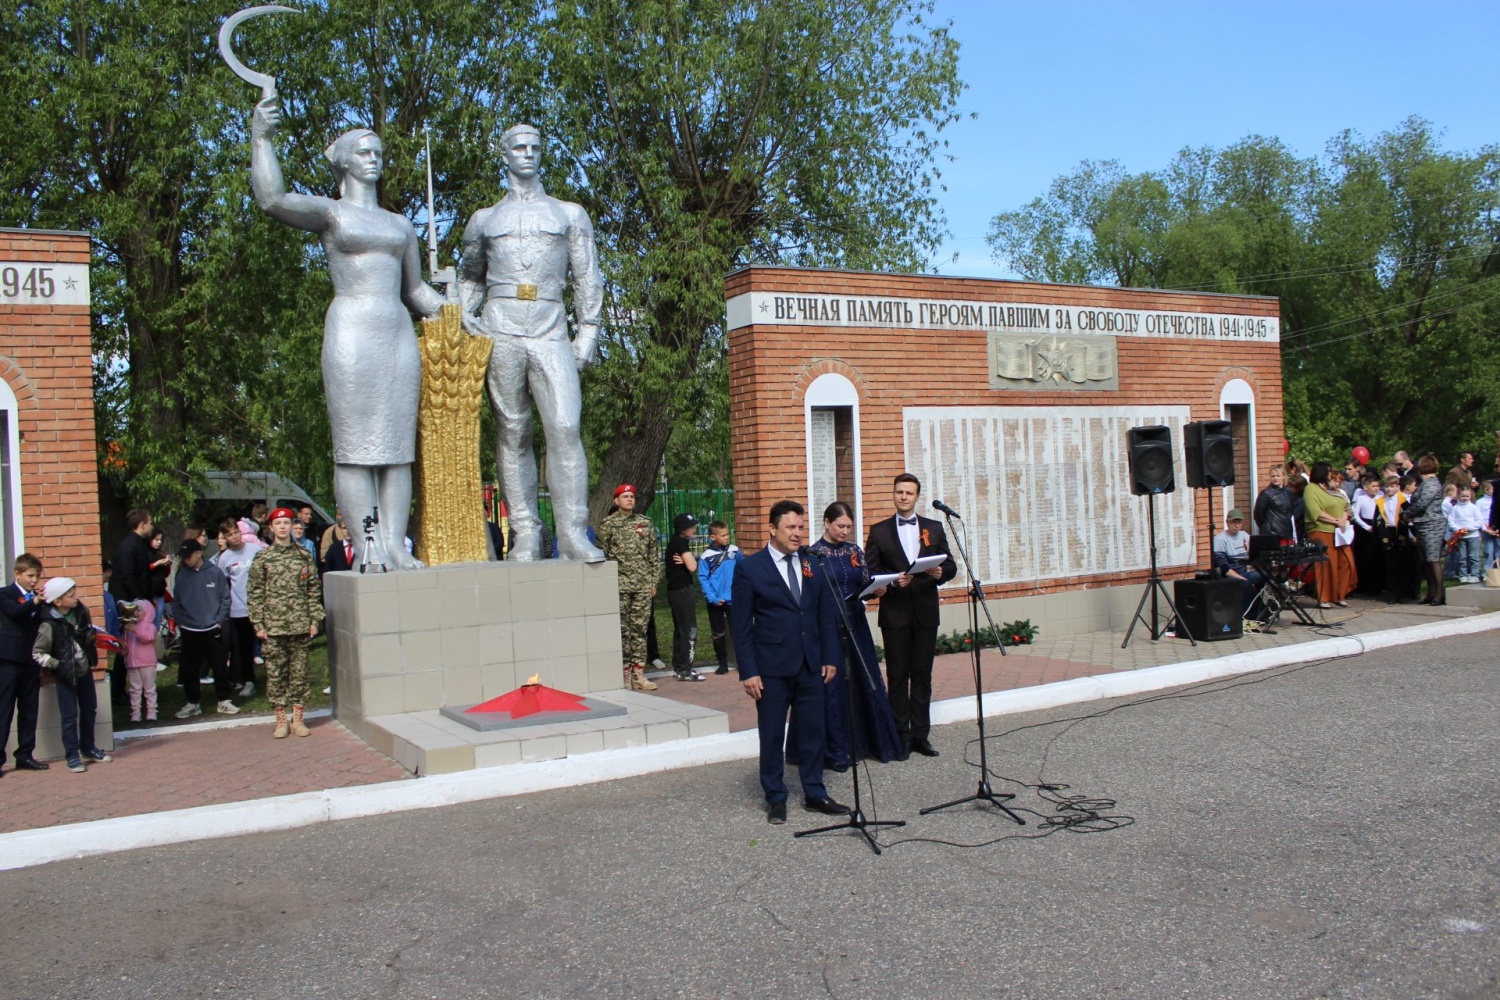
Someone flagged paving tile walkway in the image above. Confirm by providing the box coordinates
[0,718,409,835]
[0,592,1475,838]
[648,595,1477,732]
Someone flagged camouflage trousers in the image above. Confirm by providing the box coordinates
[263,633,311,708]
[618,590,652,667]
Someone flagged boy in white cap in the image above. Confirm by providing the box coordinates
[32,577,112,773]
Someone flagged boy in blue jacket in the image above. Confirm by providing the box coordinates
[696,521,739,675]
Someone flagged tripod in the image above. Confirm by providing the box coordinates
[1122,492,1196,648]
[359,508,389,575]
[796,549,906,854]
[918,510,1024,825]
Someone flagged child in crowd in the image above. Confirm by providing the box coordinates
[32,577,111,773]
[0,553,46,774]
[1447,487,1485,583]
[1374,476,1410,600]
[1441,483,1461,580]
[1479,482,1498,573]
[121,597,159,722]
[663,513,704,682]
[696,520,739,675]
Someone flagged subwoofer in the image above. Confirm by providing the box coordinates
[1173,578,1243,641]
[1127,425,1176,495]
[1184,419,1235,488]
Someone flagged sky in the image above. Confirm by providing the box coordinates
[929,0,1500,279]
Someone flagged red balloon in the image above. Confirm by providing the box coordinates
[1282,438,1291,455]
[1352,446,1371,465]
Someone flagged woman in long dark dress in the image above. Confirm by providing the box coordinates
[788,502,907,770]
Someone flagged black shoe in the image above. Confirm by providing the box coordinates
[714,665,729,675]
[804,796,851,816]
[909,739,940,758]
[767,801,787,824]
[674,669,705,682]
[14,757,49,771]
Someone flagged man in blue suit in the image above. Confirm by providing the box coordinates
[731,500,848,824]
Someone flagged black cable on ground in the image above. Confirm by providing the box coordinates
[870,646,1369,852]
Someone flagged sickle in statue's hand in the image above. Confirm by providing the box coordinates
[219,5,301,100]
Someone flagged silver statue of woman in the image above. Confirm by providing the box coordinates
[250,97,443,571]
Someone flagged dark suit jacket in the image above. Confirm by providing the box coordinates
[730,546,840,681]
[0,582,39,664]
[110,532,154,602]
[322,536,355,575]
[864,514,957,630]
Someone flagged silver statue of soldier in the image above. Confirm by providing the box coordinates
[250,97,442,571]
[460,124,606,563]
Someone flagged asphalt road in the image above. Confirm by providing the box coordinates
[3,634,1497,999]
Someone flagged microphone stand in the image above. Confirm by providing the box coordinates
[795,548,906,854]
[919,509,1024,825]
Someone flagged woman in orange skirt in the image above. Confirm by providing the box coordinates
[1303,462,1354,608]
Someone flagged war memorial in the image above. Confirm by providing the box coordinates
[4,8,1280,773]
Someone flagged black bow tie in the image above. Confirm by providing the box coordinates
[898,517,917,526]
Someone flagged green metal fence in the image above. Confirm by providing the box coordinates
[497,485,736,554]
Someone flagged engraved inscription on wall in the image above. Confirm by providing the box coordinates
[808,409,839,524]
[989,334,1118,391]
[904,405,1196,588]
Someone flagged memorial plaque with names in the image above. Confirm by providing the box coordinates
[808,409,839,522]
[904,405,1196,587]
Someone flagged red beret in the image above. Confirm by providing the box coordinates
[269,507,296,522]
[613,484,636,499]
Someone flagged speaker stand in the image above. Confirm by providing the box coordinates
[1122,492,1197,648]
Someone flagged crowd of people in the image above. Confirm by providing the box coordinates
[0,502,339,777]
[1233,445,1500,613]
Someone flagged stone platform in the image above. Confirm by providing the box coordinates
[323,560,729,775]
[369,688,729,775]
[1444,581,1500,610]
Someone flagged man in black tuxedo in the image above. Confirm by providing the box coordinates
[864,473,955,757]
[731,500,847,824]
[0,552,46,774]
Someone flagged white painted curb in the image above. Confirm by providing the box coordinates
[4,611,1495,871]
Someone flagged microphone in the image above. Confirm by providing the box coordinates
[931,500,962,519]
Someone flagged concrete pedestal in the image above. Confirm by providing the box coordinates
[4,675,114,763]
[324,560,728,775]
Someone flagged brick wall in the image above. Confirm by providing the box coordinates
[726,266,1283,605]
[0,229,102,609]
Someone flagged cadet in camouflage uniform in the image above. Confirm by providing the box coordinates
[596,483,659,691]
[247,508,325,738]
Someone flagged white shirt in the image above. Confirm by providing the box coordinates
[1448,500,1484,534]
[895,514,920,563]
[213,539,265,617]
[1352,492,1378,531]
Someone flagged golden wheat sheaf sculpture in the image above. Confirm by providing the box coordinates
[414,303,493,566]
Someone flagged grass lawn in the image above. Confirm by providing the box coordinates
[651,590,726,669]
[110,635,331,732]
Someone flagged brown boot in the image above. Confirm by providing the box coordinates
[291,705,310,738]
[273,706,289,739]
[630,665,658,692]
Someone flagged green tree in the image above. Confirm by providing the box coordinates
[986,121,1500,464]
[0,0,534,526]
[541,0,963,520]
[1290,119,1500,460]
[3,0,962,533]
